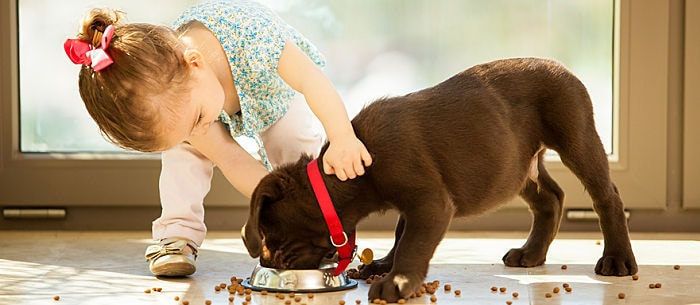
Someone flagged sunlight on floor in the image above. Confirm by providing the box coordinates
[2,231,698,305]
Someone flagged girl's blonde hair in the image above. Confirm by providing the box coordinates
[75,9,189,152]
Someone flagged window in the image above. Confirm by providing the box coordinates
[18,0,614,154]
[1,1,683,227]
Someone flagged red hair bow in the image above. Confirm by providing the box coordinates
[64,25,115,71]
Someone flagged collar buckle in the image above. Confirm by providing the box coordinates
[330,232,348,248]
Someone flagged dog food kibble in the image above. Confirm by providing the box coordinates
[182,301,189,305]
[144,289,151,294]
[632,274,639,280]
[373,298,381,304]
[553,287,560,293]
[430,295,437,302]
[562,283,570,288]
[294,296,301,302]
[380,301,387,305]
[649,283,656,289]
[618,292,626,299]
[500,287,507,293]
[512,292,519,298]
[228,296,234,302]
[205,300,212,305]
[444,284,452,291]
[455,289,462,296]
[595,240,601,245]
[245,295,252,302]
[565,287,573,293]
[655,283,662,288]
[339,301,345,305]
[215,285,222,291]
[506,301,512,305]
[174,296,180,301]
[674,265,681,270]
[53,295,60,301]
[355,300,361,305]
[561,264,568,270]
[545,293,552,298]
[285,301,291,305]
[398,299,406,304]
[491,286,498,292]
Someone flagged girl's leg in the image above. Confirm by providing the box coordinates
[152,142,214,246]
[260,93,325,166]
[147,143,214,276]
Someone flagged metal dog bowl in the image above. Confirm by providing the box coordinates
[241,263,358,293]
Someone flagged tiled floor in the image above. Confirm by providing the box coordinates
[1,231,698,305]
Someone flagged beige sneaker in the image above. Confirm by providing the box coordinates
[145,238,198,276]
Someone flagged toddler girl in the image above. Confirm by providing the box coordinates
[64,0,372,276]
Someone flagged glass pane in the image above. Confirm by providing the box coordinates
[19,0,613,154]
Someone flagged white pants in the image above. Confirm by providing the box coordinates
[151,94,324,245]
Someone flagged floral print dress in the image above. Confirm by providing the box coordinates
[173,0,326,169]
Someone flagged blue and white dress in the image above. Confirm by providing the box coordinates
[173,0,326,169]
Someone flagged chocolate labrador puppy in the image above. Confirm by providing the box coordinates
[242,58,637,302]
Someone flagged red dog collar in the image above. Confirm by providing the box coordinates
[306,158,356,276]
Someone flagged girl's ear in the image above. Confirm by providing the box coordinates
[183,49,203,68]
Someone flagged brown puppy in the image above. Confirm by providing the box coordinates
[242,58,637,302]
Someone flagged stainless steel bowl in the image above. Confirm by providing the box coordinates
[240,263,358,293]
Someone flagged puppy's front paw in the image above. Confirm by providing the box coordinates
[595,254,638,276]
[502,247,546,267]
[368,272,422,303]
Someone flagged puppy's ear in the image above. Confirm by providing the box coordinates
[242,173,287,258]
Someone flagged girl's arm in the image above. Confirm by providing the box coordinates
[276,40,372,181]
[187,122,269,198]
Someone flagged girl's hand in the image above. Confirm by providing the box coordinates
[323,135,373,181]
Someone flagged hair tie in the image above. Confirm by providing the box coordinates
[64,24,115,71]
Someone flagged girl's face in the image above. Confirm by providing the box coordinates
[160,58,225,150]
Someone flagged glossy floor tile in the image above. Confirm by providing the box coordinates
[1,231,698,305]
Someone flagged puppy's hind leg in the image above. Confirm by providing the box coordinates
[556,127,637,276]
[357,215,405,279]
[503,151,565,267]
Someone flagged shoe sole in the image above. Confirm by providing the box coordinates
[151,261,196,277]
